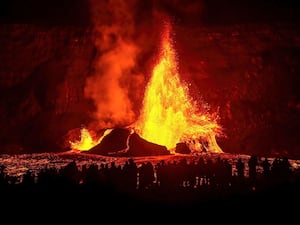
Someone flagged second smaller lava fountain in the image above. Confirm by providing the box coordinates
[70,128,112,151]
[134,21,223,153]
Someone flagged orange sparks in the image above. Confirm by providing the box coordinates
[135,22,223,153]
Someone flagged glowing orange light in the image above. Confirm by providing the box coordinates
[69,128,112,151]
[134,21,223,153]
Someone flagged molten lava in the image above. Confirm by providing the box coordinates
[135,22,223,153]
[70,128,112,151]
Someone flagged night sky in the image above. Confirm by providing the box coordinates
[1,0,300,26]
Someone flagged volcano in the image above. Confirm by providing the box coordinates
[87,128,170,156]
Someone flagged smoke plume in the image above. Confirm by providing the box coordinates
[84,0,205,129]
[85,0,144,129]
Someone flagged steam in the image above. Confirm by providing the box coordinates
[85,0,142,129]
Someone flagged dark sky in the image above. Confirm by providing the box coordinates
[0,0,300,26]
[0,0,90,25]
[202,0,300,25]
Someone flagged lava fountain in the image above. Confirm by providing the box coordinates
[69,128,112,151]
[134,21,223,154]
[70,21,223,154]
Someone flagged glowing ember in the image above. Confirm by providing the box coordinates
[135,22,223,153]
[70,128,112,151]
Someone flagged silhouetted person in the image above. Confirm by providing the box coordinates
[138,163,147,190]
[248,155,258,184]
[235,158,245,181]
[145,162,155,189]
[215,157,224,187]
[108,161,119,188]
[279,157,292,183]
[156,160,166,188]
[22,170,35,188]
[197,157,205,187]
[138,162,154,190]
[223,159,232,187]
[123,158,138,192]
[188,160,197,188]
[0,165,7,189]
[206,158,214,186]
[270,158,281,184]
[60,160,80,187]
[84,163,100,190]
[262,157,271,178]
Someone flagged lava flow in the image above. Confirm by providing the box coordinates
[134,22,223,153]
